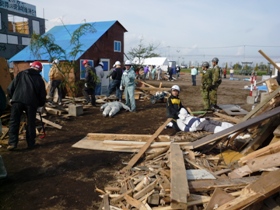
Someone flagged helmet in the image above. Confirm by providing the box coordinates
[31,61,43,71]
[99,61,104,67]
[113,61,121,67]
[171,85,180,92]
[212,57,219,63]
[202,61,210,68]
[82,60,88,65]
[53,59,59,64]
[124,60,132,66]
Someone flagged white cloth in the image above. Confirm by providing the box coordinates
[100,101,131,117]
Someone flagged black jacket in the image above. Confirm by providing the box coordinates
[111,67,123,80]
[7,68,46,108]
[85,66,97,88]
[166,95,184,119]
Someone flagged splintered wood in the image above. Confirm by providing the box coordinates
[90,75,280,209]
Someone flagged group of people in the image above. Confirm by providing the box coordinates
[4,56,225,151]
[136,65,162,81]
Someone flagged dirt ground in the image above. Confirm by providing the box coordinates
[0,73,255,209]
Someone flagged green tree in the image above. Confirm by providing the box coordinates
[30,23,96,102]
[127,39,160,64]
[254,63,259,72]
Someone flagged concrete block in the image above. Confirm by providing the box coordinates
[68,104,83,116]
[246,96,255,104]
[252,90,258,97]
[260,92,269,103]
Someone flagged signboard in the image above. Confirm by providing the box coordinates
[0,0,36,17]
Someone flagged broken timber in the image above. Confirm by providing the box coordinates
[189,106,280,149]
[36,114,62,129]
[170,144,189,209]
[121,118,172,172]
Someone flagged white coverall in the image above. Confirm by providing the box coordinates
[176,108,233,133]
[100,101,131,117]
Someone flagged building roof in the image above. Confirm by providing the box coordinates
[133,57,169,66]
[9,20,127,62]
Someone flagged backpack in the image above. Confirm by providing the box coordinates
[0,86,6,116]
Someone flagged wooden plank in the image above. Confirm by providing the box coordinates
[124,194,147,210]
[265,78,279,93]
[189,106,280,149]
[110,189,133,204]
[241,85,280,122]
[170,144,189,209]
[72,139,166,154]
[239,138,280,164]
[103,194,110,210]
[186,169,216,180]
[121,118,172,172]
[189,176,260,192]
[133,180,157,200]
[213,112,240,124]
[229,151,280,179]
[273,125,280,137]
[205,188,234,210]
[86,133,170,142]
[36,115,62,129]
[216,169,280,210]
[136,87,170,91]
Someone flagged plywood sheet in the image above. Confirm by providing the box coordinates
[219,104,248,116]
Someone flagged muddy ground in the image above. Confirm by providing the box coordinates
[0,73,255,209]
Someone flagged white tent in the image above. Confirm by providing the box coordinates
[132,57,169,71]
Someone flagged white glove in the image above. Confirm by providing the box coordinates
[120,86,123,91]
[84,83,88,88]
[123,72,128,76]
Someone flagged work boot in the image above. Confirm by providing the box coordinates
[7,145,16,151]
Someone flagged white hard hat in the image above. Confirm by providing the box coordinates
[113,61,121,67]
[124,60,132,66]
[99,61,104,66]
[171,85,180,92]
[53,59,59,64]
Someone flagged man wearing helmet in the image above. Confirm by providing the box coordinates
[82,60,97,106]
[120,60,136,112]
[166,85,188,130]
[201,61,213,110]
[210,57,222,109]
[7,61,46,150]
[95,61,105,95]
[108,61,123,101]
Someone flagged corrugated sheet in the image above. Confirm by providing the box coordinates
[9,20,117,62]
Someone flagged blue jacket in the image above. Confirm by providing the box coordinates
[120,67,135,87]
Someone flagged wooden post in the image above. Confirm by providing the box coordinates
[170,143,189,209]
[258,50,280,72]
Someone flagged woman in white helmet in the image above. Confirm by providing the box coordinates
[166,85,188,130]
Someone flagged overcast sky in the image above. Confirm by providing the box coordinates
[26,0,280,66]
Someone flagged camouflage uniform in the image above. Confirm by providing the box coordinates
[201,70,213,109]
[209,65,222,106]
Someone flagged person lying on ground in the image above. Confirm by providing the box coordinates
[176,108,233,133]
[100,101,131,117]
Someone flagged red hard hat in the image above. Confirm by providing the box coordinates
[31,61,43,71]
[82,60,88,65]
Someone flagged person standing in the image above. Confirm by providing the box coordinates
[82,60,97,106]
[168,66,173,81]
[95,61,104,95]
[151,65,156,80]
[229,68,234,80]
[176,65,181,79]
[0,85,7,136]
[210,57,222,109]
[108,61,123,101]
[156,65,162,80]
[143,65,149,81]
[201,61,213,110]
[7,61,46,150]
[191,65,198,86]
[48,59,64,106]
[120,60,136,112]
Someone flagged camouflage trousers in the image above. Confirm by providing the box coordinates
[201,89,210,109]
[209,87,218,106]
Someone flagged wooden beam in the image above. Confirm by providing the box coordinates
[136,87,170,91]
[189,176,260,192]
[213,112,240,124]
[121,118,172,172]
[36,114,62,129]
[86,133,170,142]
[170,144,189,209]
[238,136,280,164]
[229,151,280,179]
[241,86,280,122]
[124,194,147,210]
[189,106,280,149]
[258,50,280,72]
[216,169,280,210]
